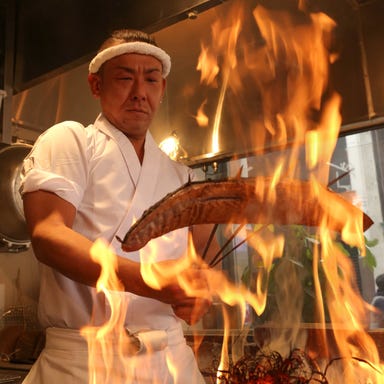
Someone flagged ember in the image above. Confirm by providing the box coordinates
[209,348,384,384]
[213,349,328,384]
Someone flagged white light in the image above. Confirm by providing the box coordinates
[159,135,180,161]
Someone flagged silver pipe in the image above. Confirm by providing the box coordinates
[1,2,16,144]
[356,4,376,118]
[11,118,47,133]
[341,116,384,134]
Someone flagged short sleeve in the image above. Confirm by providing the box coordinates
[20,121,89,208]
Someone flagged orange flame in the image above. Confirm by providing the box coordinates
[197,8,243,154]
[83,1,383,382]
[81,239,134,384]
[195,0,384,382]
[195,100,209,127]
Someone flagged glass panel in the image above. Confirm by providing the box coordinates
[194,125,384,330]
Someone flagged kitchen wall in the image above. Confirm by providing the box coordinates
[7,0,384,162]
[0,248,39,322]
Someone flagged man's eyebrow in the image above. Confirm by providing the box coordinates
[145,68,162,74]
[115,66,162,74]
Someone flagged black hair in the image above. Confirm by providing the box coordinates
[98,29,158,52]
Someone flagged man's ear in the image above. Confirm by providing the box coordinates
[158,79,167,106]
[88,73,101,97]
[161,79,167,97]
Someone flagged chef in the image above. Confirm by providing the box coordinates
[20,29,213,383]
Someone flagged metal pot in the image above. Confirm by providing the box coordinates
[0,143,32,251]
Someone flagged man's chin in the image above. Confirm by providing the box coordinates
[120,123,150,139]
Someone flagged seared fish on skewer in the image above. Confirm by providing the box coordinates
[118,177,373,252]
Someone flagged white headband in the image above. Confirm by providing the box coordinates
[88,41,171,78]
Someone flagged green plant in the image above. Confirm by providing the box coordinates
[241,225,378,324]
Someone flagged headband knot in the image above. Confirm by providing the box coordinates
[89,42,171,78]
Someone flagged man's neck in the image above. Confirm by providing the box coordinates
[127,135,145,164]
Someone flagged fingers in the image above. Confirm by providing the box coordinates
[150,261,213,324]
[172,297,212,325]
[177,268,211,299]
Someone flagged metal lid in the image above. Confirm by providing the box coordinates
[0,144,32,251]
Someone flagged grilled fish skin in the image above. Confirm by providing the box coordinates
[118,177,373,252]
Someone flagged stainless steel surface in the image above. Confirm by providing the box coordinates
[13,0,223,91]
[1,1,16,144]
[0,371,23,384]
[0,364,30,384]
[5,0,384,164]
[0,144,31,248]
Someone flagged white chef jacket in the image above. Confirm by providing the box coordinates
[20,114,204,383]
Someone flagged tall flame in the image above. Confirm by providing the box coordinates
[82,1,384,383]
[81,239,132,383]
[197,7,243,154]
[195,0,384,382]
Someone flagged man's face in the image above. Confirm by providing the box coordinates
[88,53,166,140]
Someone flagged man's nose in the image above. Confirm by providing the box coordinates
[130,79,146,101]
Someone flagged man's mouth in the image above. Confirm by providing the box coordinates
[126,108,148,115]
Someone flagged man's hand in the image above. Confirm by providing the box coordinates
[172,296,211,325]
[144,260,212,325]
